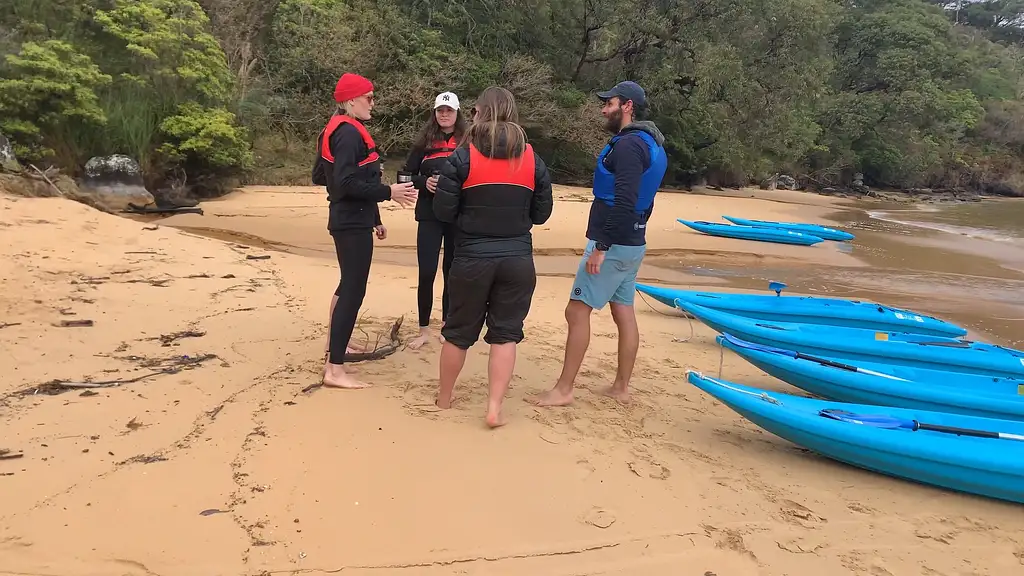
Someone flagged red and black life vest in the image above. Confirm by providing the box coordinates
[455,143,537,238]
[311,115,380,186]
[422,134,458,162]
[463,143,536,190]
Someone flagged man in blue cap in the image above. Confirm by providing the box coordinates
[533,80,668,407]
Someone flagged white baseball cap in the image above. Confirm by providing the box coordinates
[434,92,460,110]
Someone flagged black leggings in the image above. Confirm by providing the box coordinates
[416,219,455,328]
[330,229,374,364]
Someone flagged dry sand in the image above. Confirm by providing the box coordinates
[1,186,1023,576]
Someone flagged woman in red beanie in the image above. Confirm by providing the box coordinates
[313,72,418,389]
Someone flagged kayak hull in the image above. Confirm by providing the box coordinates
[722,215,855,241]
[634,283,967,338]
[687,371,1024,504]
[717,333,1024,422]
[677,219,824,246]
[680,301,1024,378]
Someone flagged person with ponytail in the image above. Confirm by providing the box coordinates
[312,72,418,389]
[432,86,554,427]
[402,92,469,350]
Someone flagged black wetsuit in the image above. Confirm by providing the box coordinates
[312,115,390,364]
[402,133,458,329]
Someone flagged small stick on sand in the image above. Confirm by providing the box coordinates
[56,319,94,327]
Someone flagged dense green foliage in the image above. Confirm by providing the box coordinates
[1,0,1022,194]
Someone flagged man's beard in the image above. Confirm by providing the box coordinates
[604,108,623,134]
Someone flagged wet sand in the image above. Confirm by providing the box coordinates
[2,186,1024,575]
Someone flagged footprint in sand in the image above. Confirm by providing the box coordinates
[713,528,757,562]
[576,458,596,480]
[627,459,671,480]
[913,526,959,545]
[581,507,616,529]
[777,499,827,527]
[539,430,566,445]
[846,501,877,515]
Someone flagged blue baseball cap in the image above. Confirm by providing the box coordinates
[597,81,647,108]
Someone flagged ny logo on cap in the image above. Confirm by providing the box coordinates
[443,95,450,101]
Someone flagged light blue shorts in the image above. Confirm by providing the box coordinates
[569,240,647,310]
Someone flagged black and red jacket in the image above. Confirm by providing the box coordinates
[402,132,458,222]
[312,114,389,231]
[433,138,554,258]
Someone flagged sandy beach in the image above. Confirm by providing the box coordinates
[2,186,1024,575]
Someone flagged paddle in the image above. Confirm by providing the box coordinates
[768,281,787,296]
[819,409,1024,442]
[720,332,910,382]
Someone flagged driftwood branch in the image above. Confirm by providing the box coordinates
[29,163,63,196]
[343,315,404,362]
[302,316,404,393]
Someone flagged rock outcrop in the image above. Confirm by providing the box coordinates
[0,132,20,172]
[76,155,155,211]
[759,173,801,191]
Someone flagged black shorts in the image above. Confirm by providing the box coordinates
[441,255,537,349]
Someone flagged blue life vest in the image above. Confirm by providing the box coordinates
[592,130,668,213]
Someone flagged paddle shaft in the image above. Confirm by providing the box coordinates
[916,422,1024,441]
[794,352,859,372]
[821,409,1024,442]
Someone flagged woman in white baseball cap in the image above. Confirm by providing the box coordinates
[402,91,469,350]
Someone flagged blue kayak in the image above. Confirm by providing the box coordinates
[677,219,824,246]
[686,371,1024,504]
[634,282,967,338]
[718,333,1024,422]
[679,301,1024,378]
[722,215,855,241]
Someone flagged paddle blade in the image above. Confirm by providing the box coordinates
[721,332,799,358]
[819,409,915,430]
[768,281,787,296]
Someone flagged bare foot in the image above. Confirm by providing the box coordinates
[324,344,367,357]
[435,395,453,409]
[485,409,507,428]
[529,387,574,407]
[597,385,630,404]
[322,365,370,389]
[408,330,431,351]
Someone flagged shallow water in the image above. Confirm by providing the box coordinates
[637,200,1024,348]
[869,199,1024,243]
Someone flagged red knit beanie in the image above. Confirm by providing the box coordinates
[334,73,374,104]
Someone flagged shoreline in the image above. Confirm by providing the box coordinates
[3,187,1024,575]
[158,184,1024,345]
